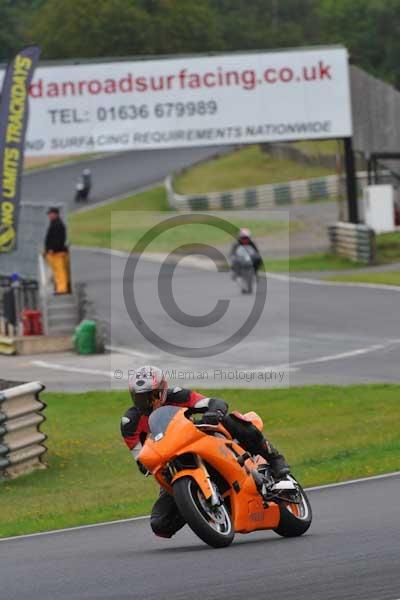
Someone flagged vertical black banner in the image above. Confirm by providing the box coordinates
[0,46,41,253]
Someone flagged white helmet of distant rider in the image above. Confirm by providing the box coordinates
[239,228,251,240]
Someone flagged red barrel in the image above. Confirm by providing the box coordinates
[21,310,43,336]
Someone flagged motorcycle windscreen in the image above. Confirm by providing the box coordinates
[148,405,182,439]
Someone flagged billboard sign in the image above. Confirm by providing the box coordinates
[0,46,41,252]
[0,47,352,156]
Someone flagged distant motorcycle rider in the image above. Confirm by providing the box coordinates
[121,365,289,539]
[75,168,92,202]
[230,228,262,277]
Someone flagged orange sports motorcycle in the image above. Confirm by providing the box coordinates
[138,405,312,548]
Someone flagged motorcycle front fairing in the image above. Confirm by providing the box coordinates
[138,406,281,532]
[139,407,254,501]
[138,407,217,500]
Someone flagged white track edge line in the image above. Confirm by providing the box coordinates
[31,360,113,379]
[31,339,400,378]
[1,471,399,543]
[0,515,149,543]
[306,470,400,491]
[267,272,400,291]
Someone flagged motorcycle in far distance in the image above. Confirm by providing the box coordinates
[138,406,312,549]
[74,179,87,202]
[231,244,258,294]
[74,169,92,203]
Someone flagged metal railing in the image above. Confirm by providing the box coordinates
[38,253,52,335]
[0,276,39,336]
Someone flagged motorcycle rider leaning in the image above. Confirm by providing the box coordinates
[121,365,290,539]
[230,228,262,277]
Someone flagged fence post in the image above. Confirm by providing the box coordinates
[344,138,359,224]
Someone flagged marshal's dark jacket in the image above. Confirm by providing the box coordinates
[45,217,67,253]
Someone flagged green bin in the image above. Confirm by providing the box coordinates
[74,320,97,355]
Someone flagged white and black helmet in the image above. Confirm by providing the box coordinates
[239,228,251,239]
[128,365,168,415]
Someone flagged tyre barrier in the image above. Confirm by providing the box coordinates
[0,381,47,480]
[328,222,376,264]
[165,174,344,211]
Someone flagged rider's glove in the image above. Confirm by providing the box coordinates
[137,460,150,476]
[202,410,224,425]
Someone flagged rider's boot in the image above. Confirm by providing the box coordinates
[260,441,290,479]
[251,468,266,490]
[268,452,290,479]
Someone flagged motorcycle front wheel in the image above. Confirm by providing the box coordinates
[173,477,235,548]
[245,270,253,294]
[239,269,253,294]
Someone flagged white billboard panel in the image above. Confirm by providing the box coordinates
[0,47,353,155]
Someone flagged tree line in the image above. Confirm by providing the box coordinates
[1,0,399,87]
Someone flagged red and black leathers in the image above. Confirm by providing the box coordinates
[121,387,213,459]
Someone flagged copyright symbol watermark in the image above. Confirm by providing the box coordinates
[121,213,267,358]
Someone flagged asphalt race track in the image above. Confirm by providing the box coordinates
[23,146,230,210]
[1,474,399,600]
[70,248,400,387]
[5,245,400,389]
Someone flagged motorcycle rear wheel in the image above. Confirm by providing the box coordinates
[273,479,312,537]
[173,477,235,548]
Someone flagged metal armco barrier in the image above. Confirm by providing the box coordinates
[328,222,376,264]
[0,381,47,480]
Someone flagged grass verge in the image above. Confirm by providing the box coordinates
[69,186,288,253]
[291,139,339,157]
[376,231,400,264]
[69,186,168,249]
[268,231,400,273]
[327,271,400,286]
[265,252,363,272]
[265,231,400,273]
[1,385,399,538]
[174,145,334,194]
